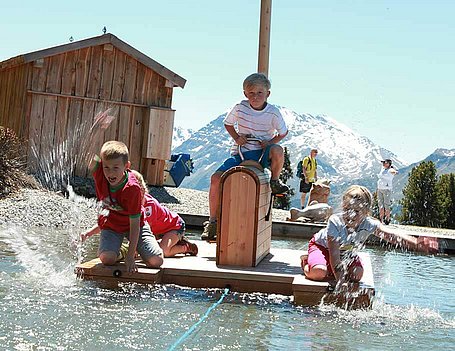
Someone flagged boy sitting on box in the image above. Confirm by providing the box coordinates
[202,73,289,241]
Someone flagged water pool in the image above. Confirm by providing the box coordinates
[1,226,453,350]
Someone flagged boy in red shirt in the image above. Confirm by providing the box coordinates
[82,170,198,257]
[89,141,163,272]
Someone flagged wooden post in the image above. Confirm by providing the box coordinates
[258,0,272,76]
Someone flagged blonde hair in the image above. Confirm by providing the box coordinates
[243,73,271,91]
[130,169,149,195]
[100,141,129,164]
[342,185,372,213]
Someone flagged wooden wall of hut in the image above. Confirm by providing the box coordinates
[0,43,174,185]
[0,63,29,139]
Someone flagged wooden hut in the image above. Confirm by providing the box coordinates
[0,33,186,185]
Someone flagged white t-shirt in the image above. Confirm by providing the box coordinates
[313,213,380,250]
[224,100,287,155]
[377,168,395,190]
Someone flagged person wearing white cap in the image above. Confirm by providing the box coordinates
[377,159,398,224]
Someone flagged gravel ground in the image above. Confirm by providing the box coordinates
[1,186,454,241]
[0,186,290,229]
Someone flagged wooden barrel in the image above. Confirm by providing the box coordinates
[216,164,272,267]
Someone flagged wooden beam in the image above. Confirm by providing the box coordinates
[258,0,272,76]
[26,90,175,110]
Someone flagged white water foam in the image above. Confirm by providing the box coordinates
[0,226,76,289]
[318,293,455,331]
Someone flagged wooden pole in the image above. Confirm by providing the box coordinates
[258,0,272,77]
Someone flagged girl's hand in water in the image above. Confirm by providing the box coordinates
[80,233,88,242]
[79,226,99,243]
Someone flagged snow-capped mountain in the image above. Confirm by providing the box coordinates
[172,125,194,149]
[173,105,408,207]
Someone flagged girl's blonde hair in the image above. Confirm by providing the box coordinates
[130,169,149,195]
[342,185,372,212]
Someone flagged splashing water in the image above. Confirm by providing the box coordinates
[30,107,117,192]
[0,227,75,288]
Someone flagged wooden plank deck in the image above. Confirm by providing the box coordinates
[75,242,375,309]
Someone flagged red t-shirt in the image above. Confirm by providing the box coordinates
[143,193,182,234]
[93,162,144,233]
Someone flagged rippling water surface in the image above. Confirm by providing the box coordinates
[1,226,454,350]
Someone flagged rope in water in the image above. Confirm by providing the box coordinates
[168,287,230,351]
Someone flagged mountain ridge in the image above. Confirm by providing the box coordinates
[172,105,454,208]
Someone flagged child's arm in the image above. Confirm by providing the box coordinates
[260,130,288,148]
[80,225,100,242]
[85,110,116,169]
[88,154,101,174]
[225,125,247,146]
[125,216,140,272]
[373,224,439,254]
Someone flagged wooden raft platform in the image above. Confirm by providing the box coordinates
[75,242,375,309]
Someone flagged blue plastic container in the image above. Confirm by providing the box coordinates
[164,153,193,187]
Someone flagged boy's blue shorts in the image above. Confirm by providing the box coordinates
[216,144,274,173]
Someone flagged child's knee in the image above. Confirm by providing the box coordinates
[159,244,173,257]
[99,251,117,266]
[162,250,172,258]
[144,255,163,268]
[269,144,284,157]
[305,266,328,281]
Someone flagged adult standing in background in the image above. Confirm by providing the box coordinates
[297,148,318,208]
[377,158,398,224]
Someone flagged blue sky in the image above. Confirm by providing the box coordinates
[2,1,454,163]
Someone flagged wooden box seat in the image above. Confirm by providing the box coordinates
[216,164,272,267]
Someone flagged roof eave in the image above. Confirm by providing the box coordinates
[0,33,186,88]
